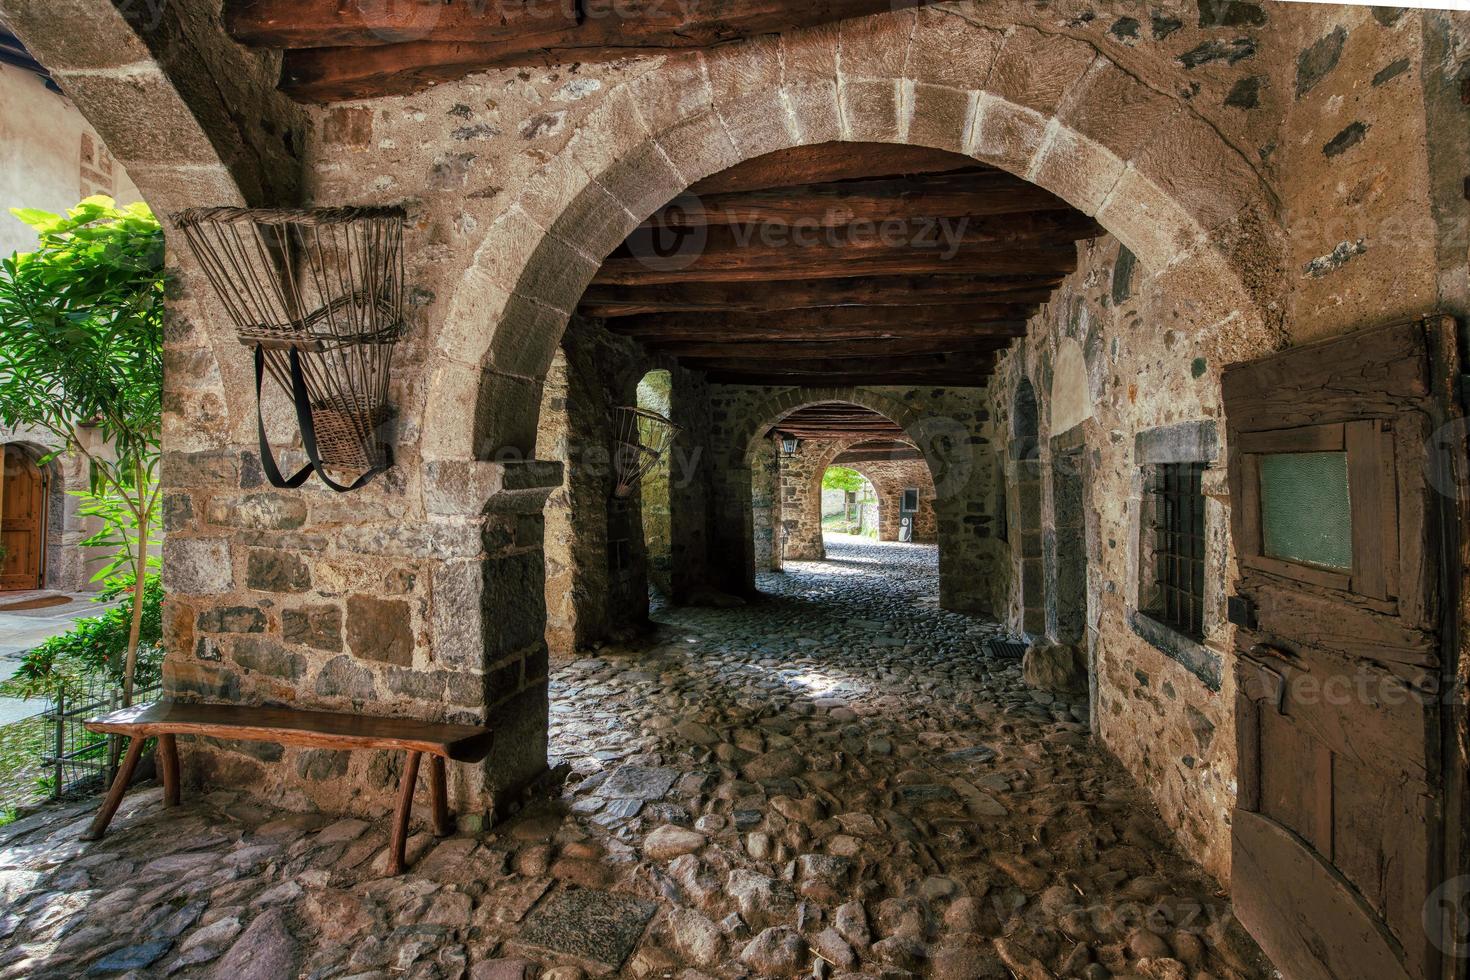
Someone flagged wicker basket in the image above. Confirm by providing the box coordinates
[174,205,406,491]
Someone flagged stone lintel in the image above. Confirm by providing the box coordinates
[1135,420,1219,466]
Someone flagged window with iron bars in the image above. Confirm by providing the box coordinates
[1140,462,1207,642]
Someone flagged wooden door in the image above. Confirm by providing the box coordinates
[1223,317,1463,980]
[0,446,47,591]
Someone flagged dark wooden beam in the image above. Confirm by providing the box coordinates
[253,3,938,100]
[643,338,1006,360]
[646,171,1073,229]
[232,0,915,48]
[708,371,988,387]
[592,242,1081,285]
[577,277,1061,317]
[606,306,1032,341]
[689,142,978,195]
[615,209,1099,264]
[835,447,926,463]
[679,352,993,376]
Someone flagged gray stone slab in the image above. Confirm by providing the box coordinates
[517,889,657,971]
[598,765,678,801]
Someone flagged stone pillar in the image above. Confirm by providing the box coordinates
[426,460,563,810]
[1010,458,1045,636]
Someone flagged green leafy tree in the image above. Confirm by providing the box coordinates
[0,196,164,706]
[822,466,866,494]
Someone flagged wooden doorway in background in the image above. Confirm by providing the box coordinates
[1,445,48,592]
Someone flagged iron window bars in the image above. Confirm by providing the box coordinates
[1149,461,1207,641]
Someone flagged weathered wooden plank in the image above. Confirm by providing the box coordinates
[578,277,1060,317]
[647,171,1073,228]
[606,306,1032,340]
[1222,319,1430,431]
[708,371,986,386]
[592,243,1080,285]
[86,700,496,762]
[264,2,938,99]
[644,338,1006,359]
[689,142,980,195]
[233,0,912,48]
[1233,810,1415,980]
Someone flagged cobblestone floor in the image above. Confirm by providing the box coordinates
[0,537,1269,979]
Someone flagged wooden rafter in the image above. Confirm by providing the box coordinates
[229,0,938,101]
[576,143,1100,386]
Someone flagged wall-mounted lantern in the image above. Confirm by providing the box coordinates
[612,405,680,499]
[779,433,800,457]
[174,206,406,493]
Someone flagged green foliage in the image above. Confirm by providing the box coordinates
[0,575,163,701]
[0,196,163,468]
[0,808,16,828]
[822,466,866,493]
[0,197,165,704]
[75,487,161,583]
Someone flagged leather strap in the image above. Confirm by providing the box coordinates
[255,345,313,490]
[255,344,390,493]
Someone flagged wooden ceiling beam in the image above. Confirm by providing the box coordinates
[678,353,992,375]
[577,277,1062,317]
[708,371,988,387]
[613,209,1101,265]
[606,306,1033,340]
[245,5,933,100]
[644,171,1073,229]
[230,0,908,48]
[642,338,1007,359]
[592,243,1081,285]
[834,447,926,463]
[689,143,979,195]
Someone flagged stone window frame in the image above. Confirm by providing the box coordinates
[1128,420,1223,691]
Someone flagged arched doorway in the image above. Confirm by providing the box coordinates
[636,369,674,598]
[1,444,49,591]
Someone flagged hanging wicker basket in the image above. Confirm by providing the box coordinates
[612,406,680,500]
[173,206,406,492]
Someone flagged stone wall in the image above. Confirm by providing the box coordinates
[779,439,843,561]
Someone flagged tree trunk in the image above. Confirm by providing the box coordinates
[122,503,149,708]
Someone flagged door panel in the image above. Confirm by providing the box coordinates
[1223,317,1458,980]
[0,447,46,591]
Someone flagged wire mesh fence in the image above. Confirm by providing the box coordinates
[41,678,160,800]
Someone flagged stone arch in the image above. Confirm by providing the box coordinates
[734,395,956,596]
[423,7,1279,465]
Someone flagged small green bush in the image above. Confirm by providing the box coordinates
[0,574,163,700]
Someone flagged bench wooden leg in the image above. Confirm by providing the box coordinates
[159,734,180,807]
[429,755,452,837]
[390,750,422,875]
[82,736,145,841]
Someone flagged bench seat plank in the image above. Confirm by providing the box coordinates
[85,701,495,762]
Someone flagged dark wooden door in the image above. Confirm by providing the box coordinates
[1223,317,1462,980]
[0,446,46,591]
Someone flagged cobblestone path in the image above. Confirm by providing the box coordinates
[0,536,1268,979]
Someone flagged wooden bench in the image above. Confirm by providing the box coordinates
[83,701,495,874]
